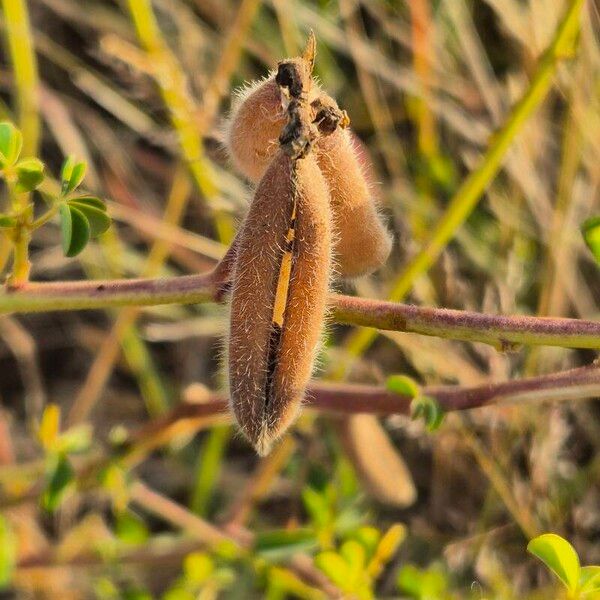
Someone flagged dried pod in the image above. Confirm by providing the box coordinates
[225,76,287,182]
[226,78,391,277]
[315,127,392,278]
[337,414,417,507]
[225,35,317,182]
[228,151,331,455]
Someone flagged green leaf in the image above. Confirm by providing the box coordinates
[59,204,72,256]
[60,154,86,194]
[67,201,110,237]
[42,453,75,512]
[527,533,581,594]
[60,204,90,257]
[55,424,92,454]
[302,487,331,529]
[582,216,600,265]
[386,374,421,398]
[580,566,600,596]
[411,396,444,431]
[68,206,90,257]
[0,215,16,228]
[255,528,318,560]
[340,540,366,573]
[315,551,351,590]
[115,512,149,546]
[351,527,381,559]
[15,158,44,192]
[99,463,130,513]
[0,122,22,167]
[0,515,16,589]
[71,195,107,211]
[397,563,448,600]
[183,552,214,585]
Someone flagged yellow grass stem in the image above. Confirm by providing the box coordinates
[126,0,233,242]
[1,0,40,156]
[338,0,586,374]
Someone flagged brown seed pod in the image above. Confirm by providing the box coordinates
[225,70,391,277]
[225,76,287,182]
[315,126,392,278]
[225,35,317,182]
[337,414,417,508]
[228,150,331,455]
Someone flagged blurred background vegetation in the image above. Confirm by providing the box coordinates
[0,0,599,598]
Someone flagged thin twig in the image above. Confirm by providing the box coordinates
[131,363,600,446]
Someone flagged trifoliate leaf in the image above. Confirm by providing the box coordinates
[410,395,444,431]
[60,154,86,194]
[67,201,110,237]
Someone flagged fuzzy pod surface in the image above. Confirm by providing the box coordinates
[226,77,287,182]
[315,127,392,278]
[226,79,391,278]
[228,151,332,455]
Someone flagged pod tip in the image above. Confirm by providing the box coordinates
[302,30,317,72]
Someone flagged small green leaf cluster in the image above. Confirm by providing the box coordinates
[528,533,600,598]
[58,156,110,257]
[0,122,44,194]
[0,121,111,284]
[386,374,445,431]
[314,523,406,599]
[161,552,236,600]
[396,562,452,600]
[292,477,405,599]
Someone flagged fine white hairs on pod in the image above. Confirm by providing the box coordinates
[227,151,332,455]
[225,33,392,279]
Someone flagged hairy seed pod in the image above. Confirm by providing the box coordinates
[226,76,287,182]
[228,151,331,455]
[226,35,317,182]
[226,80,391,277]
[315,127,392,278]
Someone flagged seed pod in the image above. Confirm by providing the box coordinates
[225,76,287,182]
[315,127,392,278]
[225,35,317,182]
[226,82,391,278]
[228,151,331,455]
[337,414,416,507]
